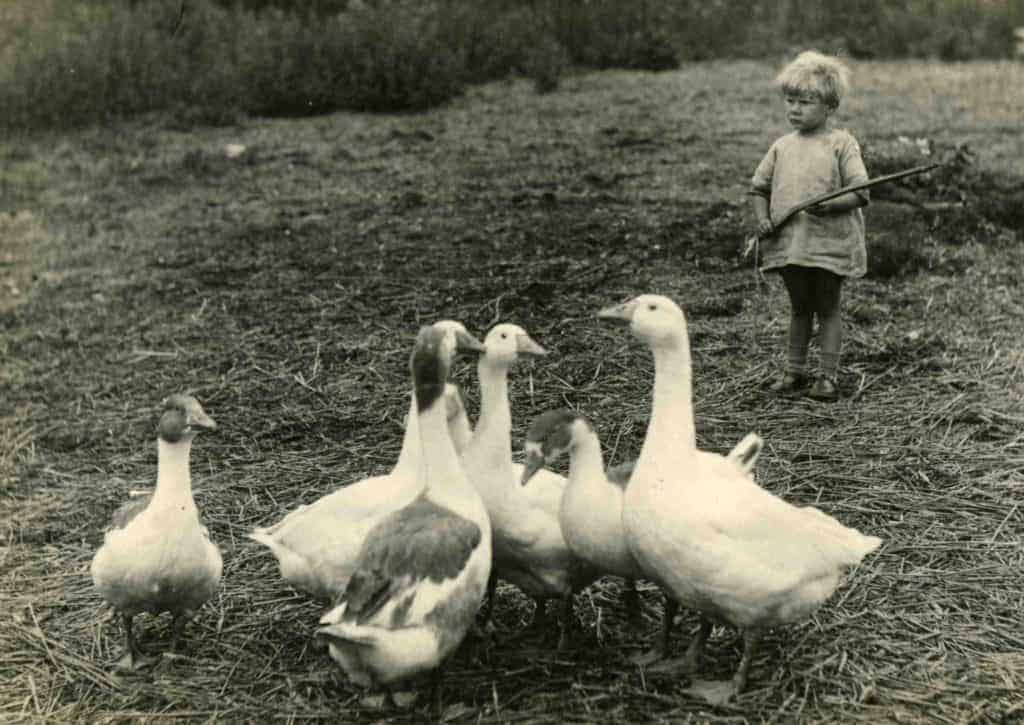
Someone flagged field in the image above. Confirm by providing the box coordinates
[2,59,1023,723]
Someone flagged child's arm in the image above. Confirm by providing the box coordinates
[809,133,870,216]
[749,143,776,236]
[805,191,868,216]
[750,193,773,236]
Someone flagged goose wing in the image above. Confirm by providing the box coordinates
[106,493,152,532]
[108,491,215,539]
[340,496,483,626]
[687,455,880,592]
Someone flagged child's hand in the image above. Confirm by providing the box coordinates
[806,200,835,216]
[756,218,774,238]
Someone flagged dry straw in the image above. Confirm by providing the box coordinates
[4,261,1021,722]
[2,64,1022,722]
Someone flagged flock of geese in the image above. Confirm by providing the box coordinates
[90,293,882,713]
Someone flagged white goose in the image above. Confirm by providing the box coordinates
[521,409,762,658]
[461,323,597,647]
[91,394,221,670]
[599,294,881,703]
[316,325,491,714]
[248,322,476,602]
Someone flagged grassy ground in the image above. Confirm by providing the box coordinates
[2,60,1023,723]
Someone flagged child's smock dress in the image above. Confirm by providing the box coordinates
[750,128,870,278]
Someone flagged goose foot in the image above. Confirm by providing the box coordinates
[683,679,737,706]
[360,690,418,710]
[439,703,475,722]
[629,648,665,666]
[114,650,160,672]
[630,596,680,666]
[359,693,389,709]
[685,626,759,705]
[391,691,419,709]
[115,613,159,671]
[635,613,712,673]
[646,654,701,674]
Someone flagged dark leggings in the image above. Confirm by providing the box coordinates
[779,265,843,375]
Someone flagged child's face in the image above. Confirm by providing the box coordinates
[783,91,834,133]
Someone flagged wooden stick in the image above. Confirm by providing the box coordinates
[770,162,941,231]
[743,162,941,257]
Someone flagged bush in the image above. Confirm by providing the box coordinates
[438,2,540,85]
[522,33,571,94]
[0,1,246,131]
[545,0,680,71]
[1,0,1022,132]
[328,2,467,113]
[0,0,474,130]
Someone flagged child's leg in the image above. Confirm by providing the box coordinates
[778,266,815,378]
[812,270,844,381]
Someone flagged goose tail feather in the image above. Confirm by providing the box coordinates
[802,506,882,565]
[726,432,763,473]
[316,603,378,648]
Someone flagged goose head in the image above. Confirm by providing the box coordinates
[597,294,688,350]
[157,394,217,443]
[432,319,486,357]
[520,409,588,485]
[482,323,548,368]
[412,326,485,412]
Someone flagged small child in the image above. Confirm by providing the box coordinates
[750,50,869,402]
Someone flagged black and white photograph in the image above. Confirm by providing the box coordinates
[2,1,1022,722]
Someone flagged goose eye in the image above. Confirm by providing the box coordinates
[500,333,508,339]
[648,304,657,311]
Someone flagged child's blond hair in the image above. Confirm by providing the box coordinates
[775,50,851,109]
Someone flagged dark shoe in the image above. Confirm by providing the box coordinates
[769,371,809,396]
[808,376,839,402]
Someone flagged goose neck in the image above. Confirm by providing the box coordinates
[419,393,485,523]
[474,359,512,452]
[152,438,196,510]
[568,431,606,492]
[390,393,419,476]
[647,343,696,453]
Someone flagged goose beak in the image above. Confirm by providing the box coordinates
[187,406,217,431]
[520,443,545,486]
[597,300,635,325]
[516,334,548,356]
[454,329,486,355]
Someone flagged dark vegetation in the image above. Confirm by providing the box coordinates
[1,0,1024,131]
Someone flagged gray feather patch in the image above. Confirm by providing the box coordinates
[340,495,482,626]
